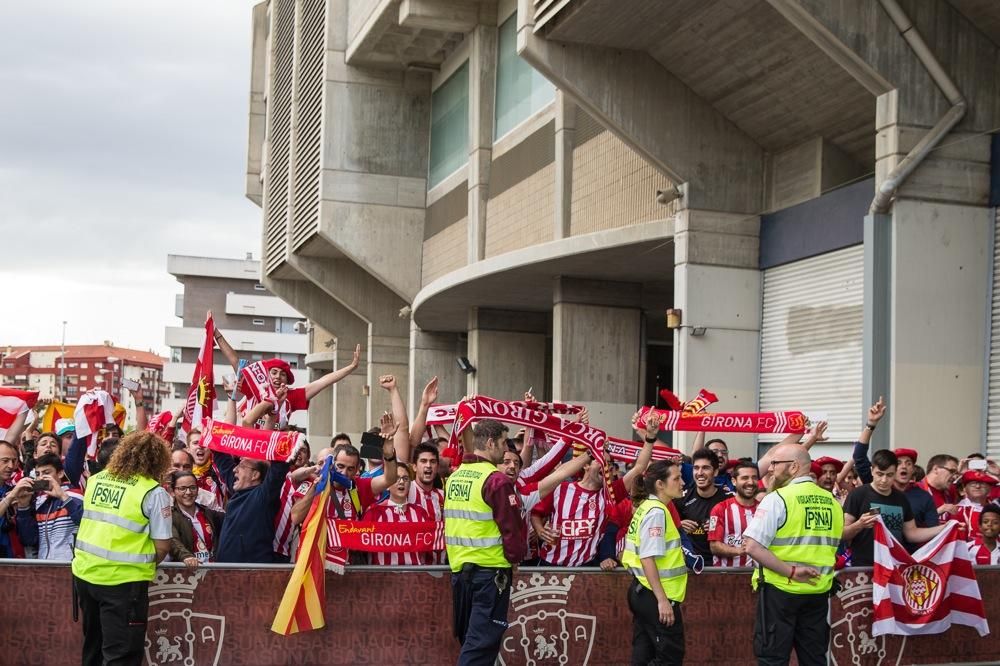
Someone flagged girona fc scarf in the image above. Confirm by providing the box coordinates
[451,396,607,462]
[201,419,302,463]
[635,405,808,435]
[329,520,445,552]
[181,314,216,435]
[427,400,583,426]
[605,436,682,464]
[872,518,989,637]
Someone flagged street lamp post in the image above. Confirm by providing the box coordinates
[106,356,120,401]
[60,321,67,401]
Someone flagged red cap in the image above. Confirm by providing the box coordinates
[809,461,823,478]
[813,456,844,473]
[262,358,295,384]
[960,470,998,486]
[893,448,918,463]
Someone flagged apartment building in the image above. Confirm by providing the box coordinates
[245,0,1000,461]
[0,344,165,422]
[163,254,310,430]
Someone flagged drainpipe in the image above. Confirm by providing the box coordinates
[870,0,966,214]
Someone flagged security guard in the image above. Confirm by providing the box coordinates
[621,459,688,666]
[445,418,526,666]
[743,443,844,666]
[72,431,174,666]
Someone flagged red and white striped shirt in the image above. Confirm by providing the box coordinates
[273,476,312,557]
[956,499,983,541]
[532,480,624,567]
[363,500,431,566]
[971,540,1000,565]
[408,482,445,564]
[707,496,759,567]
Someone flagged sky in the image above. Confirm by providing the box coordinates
[0,1,262,356]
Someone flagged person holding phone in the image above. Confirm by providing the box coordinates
[12,453,83,560]
[842,448,947,566]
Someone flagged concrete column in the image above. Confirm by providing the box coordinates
[467,23,498,263]
[552,278,641,439]
[467,308,547,400]
[307,367,334,445]
[672,209,761,458]
[553,90,575,240]
[331,340,367,443]
[408,325,467,407]
[368,333,410,427]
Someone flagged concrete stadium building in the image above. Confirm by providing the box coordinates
[244,0,1000,460]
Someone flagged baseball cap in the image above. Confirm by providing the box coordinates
[960,470,998,486]
[55,418,76,437]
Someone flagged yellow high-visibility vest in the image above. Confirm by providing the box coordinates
[444,461,509,572]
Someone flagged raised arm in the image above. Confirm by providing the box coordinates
[379,375,411,464]
[622,410,663,488]
[369,414,400,496]
[2,408,28,447]
[852,397,885,485]
[128,385,147,432]
[407,376,439,454]
[538,451,590,499]
[303,344,361,401]
[209,311,240,373]
[757,432,806,477]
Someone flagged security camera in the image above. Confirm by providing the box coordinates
[656,186,683,206]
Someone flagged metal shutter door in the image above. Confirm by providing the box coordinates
[760,245,864,443]
[986,208,1000,458]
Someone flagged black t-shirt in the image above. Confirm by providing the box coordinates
[843,484,914,567]
[675,485,732,560]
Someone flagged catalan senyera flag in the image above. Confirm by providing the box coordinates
[272,455,334,636]
[41,401,75,432]
[181,313,216,435]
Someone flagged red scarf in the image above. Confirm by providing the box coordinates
[201,419,302,462]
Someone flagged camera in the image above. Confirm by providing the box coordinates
[32,479,50,493]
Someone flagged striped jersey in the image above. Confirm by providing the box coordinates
[31,488,84,561]
[363,500,431,565]
[532,479,625,567]
[273,476,313,556]
[408,482,445,564]
[956,499,983,541]
[706,496,759,567]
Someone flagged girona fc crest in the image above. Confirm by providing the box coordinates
[900,564,942,615]
[144,569,225,666]
[830,572,906,666]
[500,573,596,666]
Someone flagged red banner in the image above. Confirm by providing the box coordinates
[637,406,809,434]
[605,436,681,464]
[201,418,302,462]
[329,520,444,552]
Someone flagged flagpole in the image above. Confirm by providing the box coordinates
[60,320,67,401]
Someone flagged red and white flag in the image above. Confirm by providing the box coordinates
[74,390,117,458]
[0,388,38,441]
[181,313,216,435]
[873,517,989,637]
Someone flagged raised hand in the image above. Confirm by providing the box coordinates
[379,375,397,392]
[868,397,886,424]
[420,376,439,407]
[379,412,399,440]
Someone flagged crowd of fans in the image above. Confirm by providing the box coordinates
[2,343,999,575]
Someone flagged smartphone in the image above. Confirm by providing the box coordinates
[122,378,140,392]
[867,506,881,515]
[32,479,50,493]
[359,431,385,461]
[969,459,988,471]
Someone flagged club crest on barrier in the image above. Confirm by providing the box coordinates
[500,573,596,665]
[144,569,225,666]
[829,571,906,666]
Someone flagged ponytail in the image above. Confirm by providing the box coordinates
[631,460,675,505]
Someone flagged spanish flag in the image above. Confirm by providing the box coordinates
[271,456,333,635]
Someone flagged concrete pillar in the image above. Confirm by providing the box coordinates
[331,340,368,442]
[672,209,761,458]
[467,308,547,400]
[368,333,410,427]
[409,325,467,407]
[553,90,575,240]
[467,23,498,263]
[552,278,641,439]
[307,367,334,445]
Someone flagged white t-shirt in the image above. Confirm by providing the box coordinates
[142,486,174,540]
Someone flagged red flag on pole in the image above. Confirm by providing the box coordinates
[181,313,216,435]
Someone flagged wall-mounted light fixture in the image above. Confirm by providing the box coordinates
[691,327,707,337]
[457,357,476,374]
[666,308,682,329]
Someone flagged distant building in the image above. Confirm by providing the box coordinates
[0,343,166,422]
[164,253,309,429]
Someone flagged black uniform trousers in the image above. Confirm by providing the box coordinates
[75,576,149,666]
[627,578,685,666]
[451,564,512,666]
[753,582,829,666]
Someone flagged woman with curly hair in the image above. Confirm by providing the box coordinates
[71,430,174,666]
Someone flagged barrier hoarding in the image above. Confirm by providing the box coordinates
[0,563,995,665]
